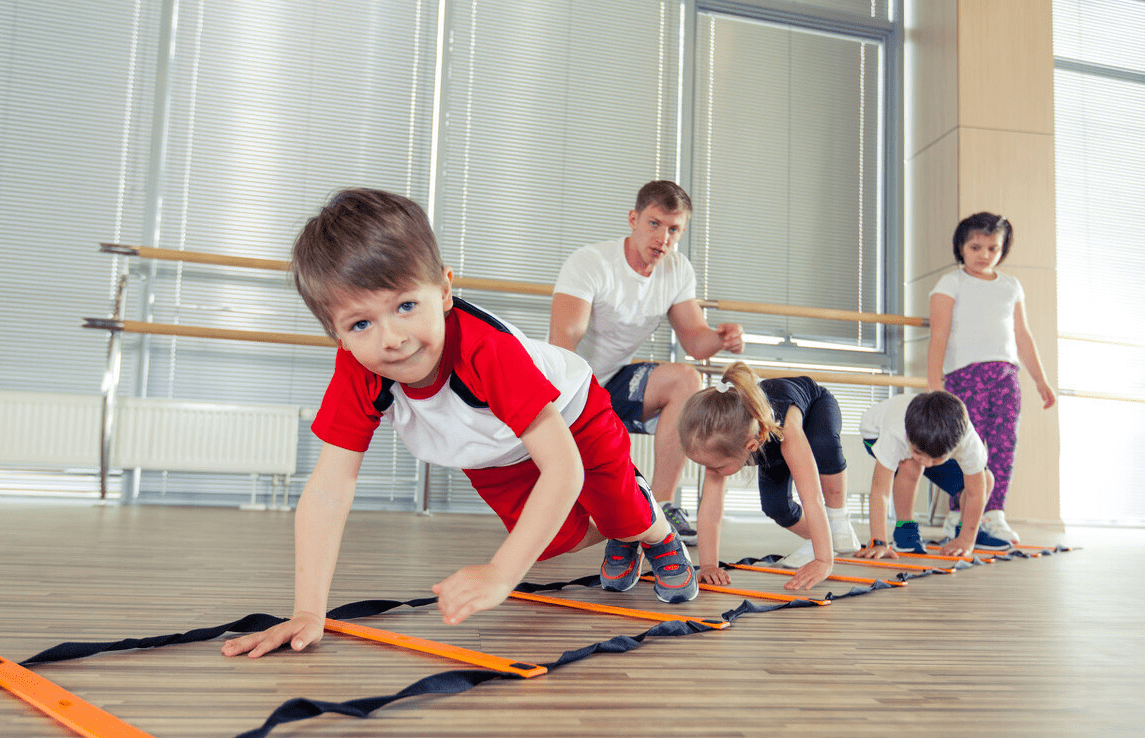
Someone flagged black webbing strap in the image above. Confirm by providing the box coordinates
[232,618,724,738]
[19,613,288,667]
[11,566,886,737]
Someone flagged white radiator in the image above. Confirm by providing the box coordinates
[0,392,103,467]
[0,391,298,475]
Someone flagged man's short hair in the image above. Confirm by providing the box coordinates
[634,180,692,216]
[292,188,445,337]
[904,391,969,458]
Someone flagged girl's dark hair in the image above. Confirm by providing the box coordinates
[952,212,1013,265]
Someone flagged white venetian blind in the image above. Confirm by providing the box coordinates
[1053,0,1145,524]
[0,1,156,395]
[691,10,884,350]
[426,0,685,510]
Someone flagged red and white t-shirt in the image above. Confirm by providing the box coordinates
[311,299,593,470]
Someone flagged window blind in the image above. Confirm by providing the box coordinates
[1053,0,1145,524]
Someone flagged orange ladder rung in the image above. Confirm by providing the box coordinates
[728,563,908,587]
[638,576,832,605]
[508,591,730,628]
[1,655,155,738]
[324,619,547,677]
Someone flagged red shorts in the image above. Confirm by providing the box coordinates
[463,380,652,560]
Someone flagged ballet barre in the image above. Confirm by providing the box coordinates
[99,243,926,328]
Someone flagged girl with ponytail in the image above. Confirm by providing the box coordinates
[678,362,860,590]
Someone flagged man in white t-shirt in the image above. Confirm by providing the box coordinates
[548,181,744,543]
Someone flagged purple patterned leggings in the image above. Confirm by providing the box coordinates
[944,361,1021,512]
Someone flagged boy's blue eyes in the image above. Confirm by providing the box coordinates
[347,302,417,331]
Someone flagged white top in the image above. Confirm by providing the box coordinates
[858,394,988,474]
[313,301,591,469]
[930,267,1025,375]
[552,238,696,384]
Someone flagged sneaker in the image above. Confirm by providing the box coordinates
[956,525,1012,551]
[831,521,862,554]
[600,539,643,592]
[981,510,1020,543]
[642,532,698,603]
[777,539,815,568]
[942,509,962,541]
[892,521,925,554]
[661,502,698,546]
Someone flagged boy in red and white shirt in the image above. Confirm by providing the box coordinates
[223,189,695,659]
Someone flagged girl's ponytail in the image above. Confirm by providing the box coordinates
[678,362,781,458]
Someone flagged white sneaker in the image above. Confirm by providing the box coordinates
[942,509,961,540]
[831,521,862,554]
[981,509,1020,543]
[777,540,815,569]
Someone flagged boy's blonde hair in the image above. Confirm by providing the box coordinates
[292,188,446,337]
[678,362,784,458]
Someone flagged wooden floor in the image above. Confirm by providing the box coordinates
[1,501,1143,738]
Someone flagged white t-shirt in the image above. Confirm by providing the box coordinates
[552,238,696,384]
[930,268,1025,375]
[858,394,988,474]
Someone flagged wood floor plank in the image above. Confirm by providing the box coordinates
[0,501,1140,737]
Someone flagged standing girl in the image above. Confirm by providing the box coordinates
[928,212,1056,543]
[677,362,861,591]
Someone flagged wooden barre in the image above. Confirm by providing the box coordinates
[83,318,337,347]
[81,318,929,388]
[698,364,926,389]
[101,243,926,327]
[695,298,927,327]
[101,244,551,297]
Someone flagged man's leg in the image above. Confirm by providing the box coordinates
[641,361,703,505]
[639,362,702,543]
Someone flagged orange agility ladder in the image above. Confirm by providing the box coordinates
[324,619,548,677]
[898,551,992,563]
[0,655,154,738]
[637,576,832,605]
[508,590,730,628]
[833,556,956,574]
[728,563,908,587]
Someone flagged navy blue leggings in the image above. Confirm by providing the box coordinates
[757,394,847,528]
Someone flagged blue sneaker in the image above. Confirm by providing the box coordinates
[642,532,698,603]
[600,539,643,592]
[956,525,1013,551]
[892,521,925,554]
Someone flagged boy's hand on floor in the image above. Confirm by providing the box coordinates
[940,534,976,557]
[854,543,898,560]
[785,559,830,590]
[220,611,325,658]
[698,564,730,586]
[433,564,515,625]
